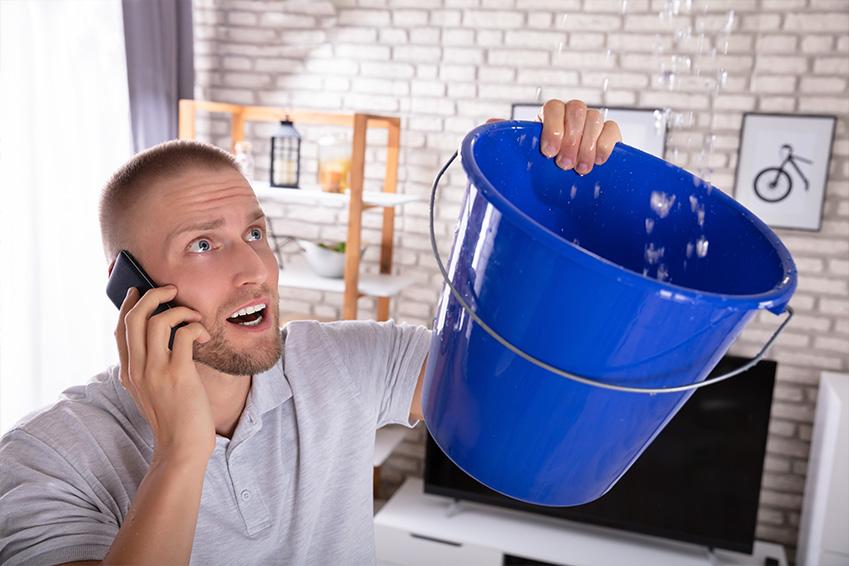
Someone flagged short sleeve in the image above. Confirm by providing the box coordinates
[0,428,118,566]
[319,318,432,429]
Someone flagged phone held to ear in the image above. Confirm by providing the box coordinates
[106,250,187,351]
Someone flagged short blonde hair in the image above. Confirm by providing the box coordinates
[98,139,240,263]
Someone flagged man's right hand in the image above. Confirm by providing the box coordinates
[116,285,215,465]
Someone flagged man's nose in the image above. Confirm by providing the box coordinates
[232,244,269,287]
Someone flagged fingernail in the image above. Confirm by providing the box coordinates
[542,141,557,157]
[576,162,590,175]
[556,157,574,171]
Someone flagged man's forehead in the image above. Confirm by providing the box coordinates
[145,167,254,215]
[137,166,263,244]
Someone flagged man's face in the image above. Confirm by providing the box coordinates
[119,165,281,376]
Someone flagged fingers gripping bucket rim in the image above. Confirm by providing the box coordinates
[422,120,797,506]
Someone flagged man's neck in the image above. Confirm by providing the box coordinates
[196,363,252,440]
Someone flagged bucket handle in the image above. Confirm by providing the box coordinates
[429,150,794,394]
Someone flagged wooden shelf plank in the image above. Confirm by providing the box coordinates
[279,261,416,298]
[252,179,424,208]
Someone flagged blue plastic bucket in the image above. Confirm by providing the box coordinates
[422,120,797,507]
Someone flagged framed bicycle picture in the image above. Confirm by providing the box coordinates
[733,112,836,231]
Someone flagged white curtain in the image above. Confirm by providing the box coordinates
[0,0,132,433]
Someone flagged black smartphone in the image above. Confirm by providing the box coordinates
[106,250,187,351]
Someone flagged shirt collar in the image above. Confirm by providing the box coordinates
[111,328,292,450]
[245,330,292,418]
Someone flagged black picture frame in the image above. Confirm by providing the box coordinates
[732,112,836,232]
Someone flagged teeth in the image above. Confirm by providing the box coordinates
[238,314,263,327]
[228,302,266,319]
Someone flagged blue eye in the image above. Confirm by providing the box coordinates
[247,227,263,241]
[188,239,213,253]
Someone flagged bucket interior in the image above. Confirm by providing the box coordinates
[468,123,791,298]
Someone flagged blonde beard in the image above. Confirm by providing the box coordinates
[192,306,282,376]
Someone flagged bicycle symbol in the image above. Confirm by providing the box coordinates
[753,144,812,203]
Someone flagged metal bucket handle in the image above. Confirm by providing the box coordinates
[429,150,794,394]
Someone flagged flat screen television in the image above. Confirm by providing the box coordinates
[424,354,777,555]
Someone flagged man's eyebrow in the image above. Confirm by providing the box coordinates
[166,209,266,247]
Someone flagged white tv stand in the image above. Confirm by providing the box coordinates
[374,477,787,566]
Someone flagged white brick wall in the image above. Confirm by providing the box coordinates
[193,0,848,559]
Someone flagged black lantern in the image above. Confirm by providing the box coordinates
[270,117,301,188]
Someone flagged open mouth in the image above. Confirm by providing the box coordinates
[226,304,267,327]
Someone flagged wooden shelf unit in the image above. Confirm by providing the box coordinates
[177,99,422,321]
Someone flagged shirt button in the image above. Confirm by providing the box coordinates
[241,489,252,501]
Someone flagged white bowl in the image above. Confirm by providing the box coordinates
[297,239,367,278]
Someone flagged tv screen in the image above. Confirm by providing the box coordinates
[424,355,776,555]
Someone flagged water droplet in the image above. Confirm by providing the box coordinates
[696,236,709,258]
[650,191,676,218]
[594,182,601,199]
[570,184,577,199]
[517,134,526,145]
[531,135,539,148]
[621,0,628,14]
[526,161,533,171]
[535,87,542,101]
[686,241,694,258]
[558,41,565,54]
[653,108,669,134]
[657,263,670,282]
[674,24,692,46]
[689,194,699,212]
[645,217,655,234]
[560,13,568,27]
[723,10,735,32]
[644,242,665,265]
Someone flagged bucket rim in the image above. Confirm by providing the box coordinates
[459,120,797,313]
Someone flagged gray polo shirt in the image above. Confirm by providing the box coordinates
[0,318,432,565]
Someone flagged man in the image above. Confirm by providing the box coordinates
[0,99,621,565]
